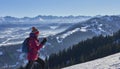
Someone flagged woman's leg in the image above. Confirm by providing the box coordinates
[25,61,34,69]
[36,57,45,69]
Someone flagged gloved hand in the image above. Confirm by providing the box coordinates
[41,38,47,45]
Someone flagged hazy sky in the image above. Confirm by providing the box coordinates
[0,0,120,17]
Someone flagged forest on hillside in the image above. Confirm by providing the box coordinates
[47,30,120,69]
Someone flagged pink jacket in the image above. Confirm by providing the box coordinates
[27,37,43,61]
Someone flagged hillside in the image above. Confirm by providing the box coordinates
[63,52,120,69]
[48,30,120,69]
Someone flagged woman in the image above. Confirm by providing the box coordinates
[26,27,47,69]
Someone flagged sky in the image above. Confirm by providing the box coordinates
[0,0,120,17]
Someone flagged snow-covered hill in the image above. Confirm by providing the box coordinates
[44,15,120,55]
[63,52,120,69]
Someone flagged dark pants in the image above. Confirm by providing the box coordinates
[25,58,45,69]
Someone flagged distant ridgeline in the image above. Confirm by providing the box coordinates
[47,30,120,69]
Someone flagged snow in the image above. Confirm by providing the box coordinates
[56,28,83,43]
[16,49,22,52]
[23,60,28,65]
[60,28,81,39]
[80,26,88,32]
[104,16,113,22]
[86,23,106,35]
[50,26,59,29]
[56,37,63,43]
[9,62,19,68]
[56,27,88,43]
[39,18,44,21]
[0,27,29,47]
[63,53,120,69]
[0,51,3,55]
[98,24,105,32]
[91,19,98,24]
[45,42,52,46]
[19,53,26,60]
[2,62,19,69]
[98,27,105,32]
[0,41,23,46]
[89,28,101,35]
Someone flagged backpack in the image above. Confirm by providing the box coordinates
[22,38,30,53]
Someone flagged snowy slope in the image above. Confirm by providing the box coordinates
[63,53,120,69]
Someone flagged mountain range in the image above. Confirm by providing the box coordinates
[0,15,120,69]
[0,15,90,24]
[44,15,120,55]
